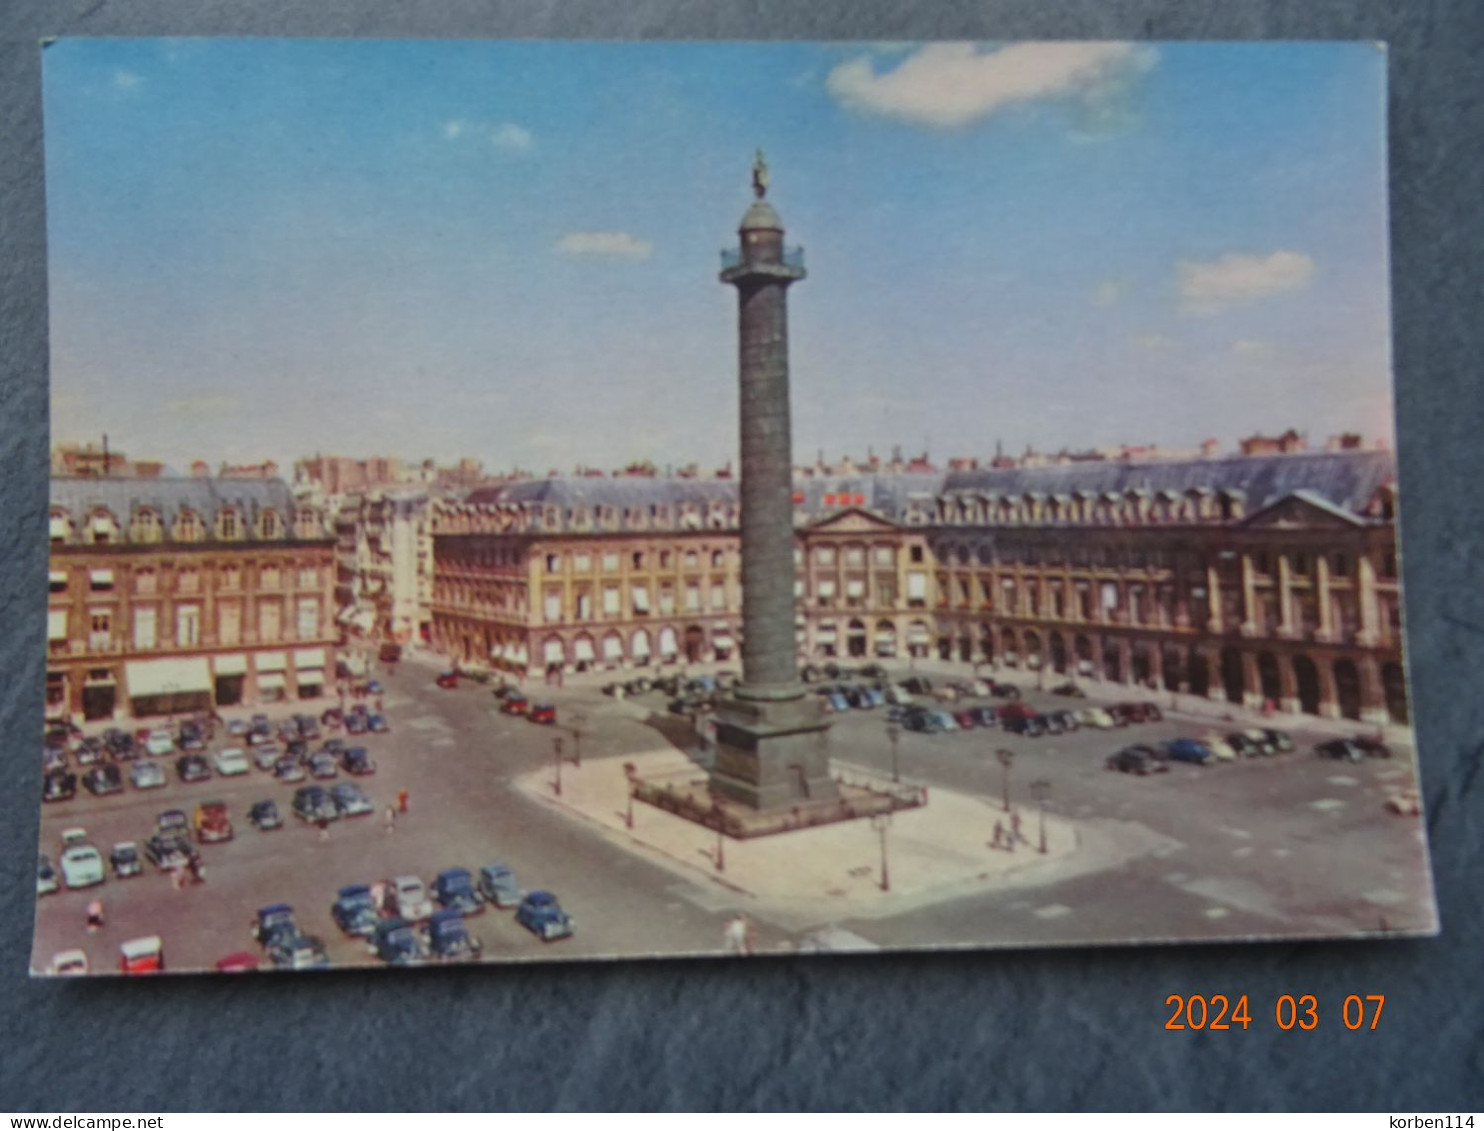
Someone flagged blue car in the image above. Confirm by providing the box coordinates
[516,891,574,942]
[862,687,886,708]
[428,909,483,962]
[432,868,484,914]
[1163,738,1216,765]
[251,904,298,949]
[901,711,942,734]
[267,932,330,971]
[370,917,429,966]
[824,691,850,713]
[365,680,384,695]
[341,746,376,776]
[366,714,390,733]
[477,864,524,909]
[331,885,381,937]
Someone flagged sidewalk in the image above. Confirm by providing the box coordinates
[512,749,1171,931]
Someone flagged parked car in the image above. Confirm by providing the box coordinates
[249,799,283,831]
[477,863,524,909]
[901,710,943,734]
[212,747,251,776]
[1040,712,1067,736]
[1352,737,1394,760]
[1046,709,1081,732]
[42,769,78,802]
[60,844,105,889]
[516,891,574,941]
[251,904,298,949]
[1163,738,1217,765]
[1051,681,1087,697]
[193,800,234,843]
[342,747,376,776]
[226,718,250,738]
[990,681,1022,699]
[1106,745,1169,775]
[529,703,557,725]
[435,671,460,689]
[129,761,167,790]
[267,932,330,971]
[320,707,344,730]
[1314,739,1367,763]
[1263,728,1296,754]
[291,785,339,823]
[83,763,125,796]
[106,731,138,760]
[1002,714,1047,737]
[1227,731,1273,758]
[968,706,1000,728]
[1077,707,1117,730]
[274,757,307,783]
[926,709,960,732]
[1198,733,1240,762]
[37,855,59,896]
[952,709,979,730]
[432,867,484,914]
[110,842,144,878]
[143,730,175,757]
[308,752,339,780]
[501,695,530,716]
[331,884,382,936]
[48,949,90,976]
[76,737,105,766]
[370,918,430,966]
[215,951,260,973]
[428,909,483,962]
[175,754,211,783]
[119,936,164,975]
[330,782,374,818]
[389,875,434,921]
[143,832,195,871]
[366,713,390,734]
[366,680,384,695]
[251,744,282,772]
[297,716,322,741]
[177,723,207,752]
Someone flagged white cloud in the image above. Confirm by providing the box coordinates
[1092,280,1121,307]
[442,119,468,140]
[825,42,1156,129]
[1230,338,1275,359]
[555,232,653,260]
[1177,250,1315,316]
[1132,333,1176,352]
[491,123,532,151]
[166,395,238,417]
[114,70,142,91]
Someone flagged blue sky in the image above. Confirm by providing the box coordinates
[43,39,1393,474]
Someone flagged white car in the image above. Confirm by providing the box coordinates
[37,856,60,896]
[1077,707,1118,729]
[60,845,105,889]
[391,875,434,921]
[60,827,89,851]
[130,761,167,789]
[212,747,251,776]
[144,729,175,757]
[252,744,282,772]
[48,949,90,976]
[1199,733,1239,762]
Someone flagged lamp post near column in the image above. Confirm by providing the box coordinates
[571,712,585,768]
[1031,779,1051,855]
[552,736,564,797]
[623,762,636,829]
[871,812,892,892]
[711,803,726,873]
[996,747,1015,814]
[886,722,901,783]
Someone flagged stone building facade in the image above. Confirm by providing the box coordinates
[332,490,434,645]
[46,477,337,723]
[429,448,1407,725]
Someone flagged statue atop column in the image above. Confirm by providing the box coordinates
[752,148,769,199]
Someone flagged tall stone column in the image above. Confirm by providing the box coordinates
[710,154,837,810]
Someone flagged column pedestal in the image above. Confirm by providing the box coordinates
[710,691,838,810]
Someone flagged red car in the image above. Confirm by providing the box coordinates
[501,695,530,716]
[996,701,1039,723]
[435,671,459,689]
[119,936,164,975]
[953,709,979,729]
[529,703,557,725]
[215,951,260,973]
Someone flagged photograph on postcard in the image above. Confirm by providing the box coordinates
[34,39,1435,975]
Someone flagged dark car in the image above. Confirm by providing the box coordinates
[1263,728,1296,754]
[291,785,339,823]
[76,736,106,766]
[1163,738,1216,765]
[143,832,195,871]
[105,730,138,760]
[83,763,125,796]
[366,713,390,734]
[1315,739,1367,763]
[1050,681,1086,698]
[1227,732,1272,758]
[274,757,307,783]
[109,842,144,878]
[991,682,1022,700]
[42,769,77,803]
[968,706,1000,728]
[321,707,344,730]
[1108,704,1140,726]
[435,671,459,689]
[251,904,298,949]
[1040,712,1067,736]
[432,868,484,915]
[177,724,207,753]
[1106,745,1169,775]
[308,752,339,780]
[249,799,283,830]
[331,885,381,936]
[370,917,430,966]
[1047,709,1081,733]
[1002,714,1047,737]
[175,754,211,783]
[344,713,368,736]
[341,746,377,776]
[478,863,524,909]
[901,710,943,734]
[529,703,557,725]
[515,891,574,941]
[267,932,330,971]
[1351,737,1394,760]
[297,716,322,741]
[428,909,483,962]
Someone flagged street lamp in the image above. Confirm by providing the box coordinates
[1031,779,1051,854]
[871,812,892,892]
[571,711,585,768]
[995,747,1015,814]
[711,803,726,873]
[886,722,901,783]
[552,736,564,797]
[622,762,637,829]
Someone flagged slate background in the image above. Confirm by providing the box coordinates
[1,0,1481,1112]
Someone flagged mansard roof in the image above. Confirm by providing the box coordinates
[50,476,300,524]
[469,478,737,509]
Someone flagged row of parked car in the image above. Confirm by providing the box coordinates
[1103,730,1395,775]
[892,698,1165,737]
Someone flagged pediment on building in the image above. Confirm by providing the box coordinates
[802,506,901,534]
[1238,490,1366,530]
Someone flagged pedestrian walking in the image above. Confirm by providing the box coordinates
[317,815,330,842]
[1011,810,1026,845]
[723,913,750,955]
[383,805,397,834]
[188,856,205,884]
[991,820,1005,851]
[397,788,409,815]
[85,898,105,933]
[172,865,188,891]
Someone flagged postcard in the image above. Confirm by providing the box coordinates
[34,38,1434,975]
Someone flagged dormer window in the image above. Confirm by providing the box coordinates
[176,510,203,542]
[218,508,241,540]
[88,510,119,544]
[130,509,163,544]
[259,509,281,539]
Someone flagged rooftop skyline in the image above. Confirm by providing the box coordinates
[45,39,1394,475]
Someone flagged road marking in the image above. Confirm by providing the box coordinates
[1032,904,1071,920]
[1309,798,1347,812]
[1203,907,1230,920]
